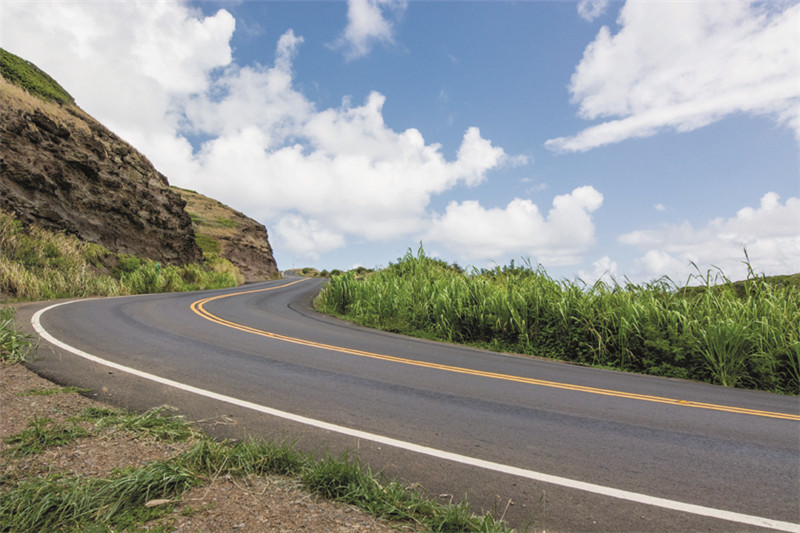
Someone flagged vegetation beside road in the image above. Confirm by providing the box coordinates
[318,247,800,394]
[0,209,240,301]
[0,320,514,532]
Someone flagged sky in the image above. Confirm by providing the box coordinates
[2,0,799,285]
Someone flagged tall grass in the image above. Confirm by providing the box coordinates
[0,307,34,363]
[0,209,240,301]
[319,247,800,394]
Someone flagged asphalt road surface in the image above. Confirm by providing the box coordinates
[17,276,800,532]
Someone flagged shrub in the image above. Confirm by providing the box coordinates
[319,246,800,393]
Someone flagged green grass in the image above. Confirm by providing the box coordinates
[215,217,238,229]
[1,406,196,461]
[3,417,90,458]
[76,406,197,442]
[0,462,196,532]
[0,307,33,364]
[318,247,800,394]
[1,408,516,533]
[194,233,221,255]
[0,209,240,301]
[0,48,74,105]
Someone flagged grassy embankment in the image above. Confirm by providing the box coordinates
[0,209,241,301]
[0,209,513,531]
[318,247,800,394]
[0,311,514,532]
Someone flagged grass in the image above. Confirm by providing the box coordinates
[0,209,241,302]
[0,462,197,532]
[76,406,197,442]
[0,307,33,364]
[1,320,516,531]
[0,48,74,105]
[18,386,91,397]
[0,407,516,533]
[3,417,90,458]
[318,246,800,394]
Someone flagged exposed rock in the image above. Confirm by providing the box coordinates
[175,187,279,282]
[0,73,201,265]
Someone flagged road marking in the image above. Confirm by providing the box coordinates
[31,299,800,532]
[191,284,800,422]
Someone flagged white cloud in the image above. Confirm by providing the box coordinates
[620,192,800,282]
[2,2,235,143]
[577,255,619,286]
[332,0,408,60]
[425,186,603,266]
[577,0,609,22]
[274,215,346,261]
[654,203,666,212]
[0,1,523,263]
[546,1,800,152]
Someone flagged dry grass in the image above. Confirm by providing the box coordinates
[0,76,92,138]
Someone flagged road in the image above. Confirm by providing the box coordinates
[17,276,800,532]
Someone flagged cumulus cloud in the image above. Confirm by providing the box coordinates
[619,193,800,282]
[332,0,408,60]
[185,80,510,257]
[4,1,518,262]
[577,0,609,22]
[425,186,603,266]
[577,255,619,286]
[546,1,800,152]
[2,2,235,144]
[274,216,347,261]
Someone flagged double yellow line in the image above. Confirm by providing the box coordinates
[191,281,800,422]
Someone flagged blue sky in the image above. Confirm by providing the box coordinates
[3,0,798,283]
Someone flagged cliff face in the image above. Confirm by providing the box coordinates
[175,187,280,282]
[0,64,201,265]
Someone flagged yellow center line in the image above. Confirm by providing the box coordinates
[191,281,800,422]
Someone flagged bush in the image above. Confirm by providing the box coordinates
[0,209,241,300]
[318,246,800,393]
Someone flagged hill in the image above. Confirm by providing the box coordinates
[0,47,277,279]
[175,187,279,282]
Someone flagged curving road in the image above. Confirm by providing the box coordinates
[17,276,800,532]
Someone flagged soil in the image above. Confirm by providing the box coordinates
[0,362,415,532]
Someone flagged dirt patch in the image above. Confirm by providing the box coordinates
[0,362,414,531]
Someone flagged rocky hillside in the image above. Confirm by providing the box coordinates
[0,49,200,265]
[0,48,278,276]
[175,187,279,282]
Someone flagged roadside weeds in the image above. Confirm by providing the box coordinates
[1,310,520,533]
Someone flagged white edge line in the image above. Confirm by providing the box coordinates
[31,300,800,533]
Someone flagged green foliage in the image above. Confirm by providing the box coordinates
[189,213,208,225]
[77,406,197,442]
[0,307,33,364]
[0,48,74,104]
[3,416,89,457]
[0,209,240,301]
[1,403,513,533]
[319,246,800,394]
[0,461,195,532]
[194,233,220,255]
[299,453,511,530]
[215,217,238,229]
